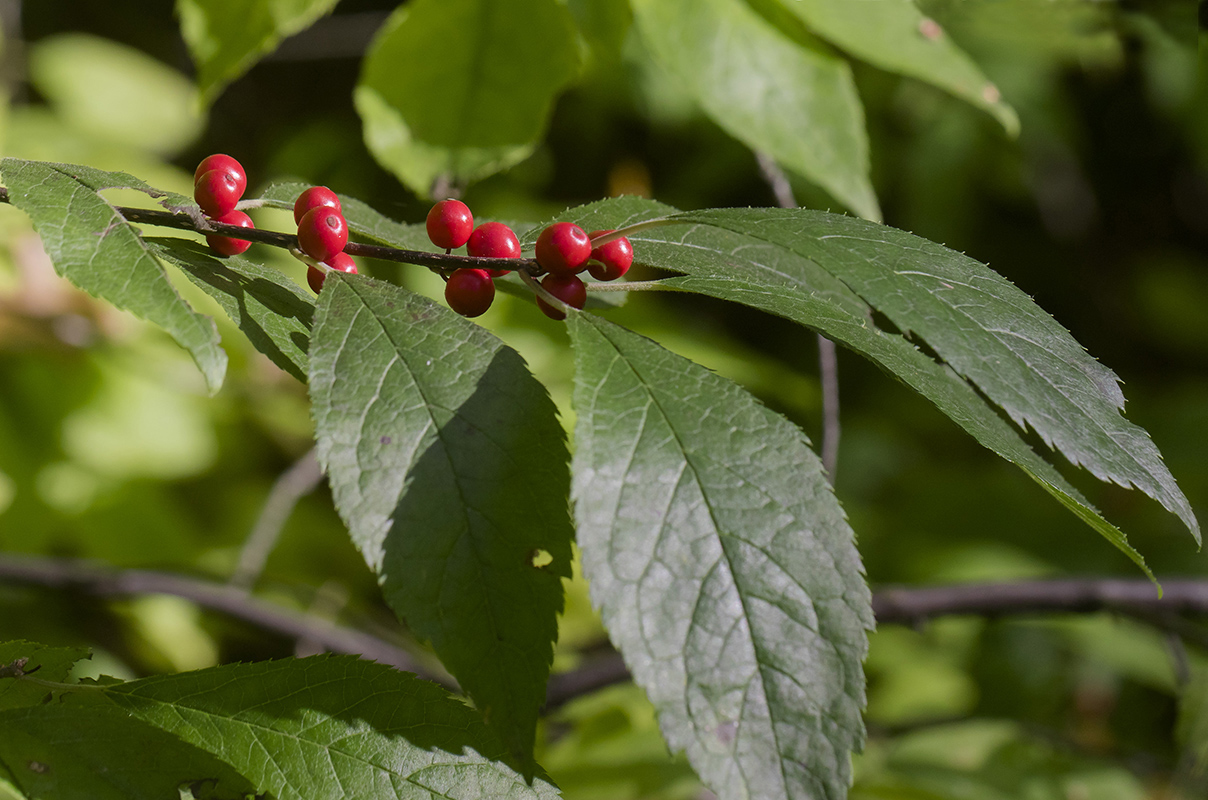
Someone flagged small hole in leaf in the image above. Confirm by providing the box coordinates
[530,549,553,569]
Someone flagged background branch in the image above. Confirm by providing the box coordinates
[756,152,841,480]
[3,553,1202,708]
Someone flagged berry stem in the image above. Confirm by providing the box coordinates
[586,218,674,246]
[517,268,572,313]
[583,278,677,292]
[0,187,539,275]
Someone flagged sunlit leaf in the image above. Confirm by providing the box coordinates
[308,274,573,764]
[0,159,227,394]
[569,312,873,800]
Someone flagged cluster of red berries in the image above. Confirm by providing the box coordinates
[292,186,357,293]
[193,154,255,256]
[426,199,633,320]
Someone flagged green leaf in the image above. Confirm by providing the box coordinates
[581,205,1155,575]
[147,237,315,382]
[567,312,873,800]
[0,158,227,394]
[257,181,433,249]
[0,703,256,800]
[0,642,89,710]
[773,0,1018,135]
[28,34,203,156]
[105,656,561,800]
[308,274,574,764]
[664,208,1200,545]
[630,0,879,220]
[356,0,582,197]
[176,0,340,104]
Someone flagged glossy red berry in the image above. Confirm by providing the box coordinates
[467,222,521,276]
[426,199,474,250]
[194,154,247,198]
[445,269,496,318]
[587,230,633,281]
[293,186,341,224]
[536,222,591,276]
[307,251,358,294]
[297,207,348,262]
[536,274,587,321]
[206,210,254,256]
[194,169,242,217]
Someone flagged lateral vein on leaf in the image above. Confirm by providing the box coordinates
[588,319,797,799]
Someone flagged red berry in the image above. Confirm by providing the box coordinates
[194,154,247,198]
[587,230,633,281]
[194,169,242,217]
[426,199,474,250]
[467,222,521,276]
[535,222,591,276]
[297,207,348,262]
[536,274,587,320]
[293,186,342,224]
[307,251,358,293]
[206,210,254,256]
[445,269,496,318]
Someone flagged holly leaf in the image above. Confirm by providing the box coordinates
[0,703,256,800]
[176,0,340,104]
[308,274,574,765]
[147,237,315,382]
[256,181,433,249]
[630,0,879,220]
[103,655,562,800]
[568,312,873,800]
[0,158,227,394]
[356,0,582,197]
[664,208,1199,545]
[773,0,1018,134]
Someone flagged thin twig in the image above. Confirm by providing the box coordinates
[229,448,324,589]
[755,152,841,482]
[543,577,1208,708]
[0,186,538,275]
[0,553,449,687]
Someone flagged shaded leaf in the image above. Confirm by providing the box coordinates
[308,274,574,764]
[0,703,255,800]
[665,208,1199,544]
[0,158,227,394]
[568,311,873,800]
[773,0,1018,134]
[356,0,581,196]
[631,0,879,220]
[147,237,315,382]
[0,642,89,711]
[176,0,340,104]
[107,656,561,800]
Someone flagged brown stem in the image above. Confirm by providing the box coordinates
[0,186,540,275]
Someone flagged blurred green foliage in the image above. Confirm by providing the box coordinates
[0,0,1205,797]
